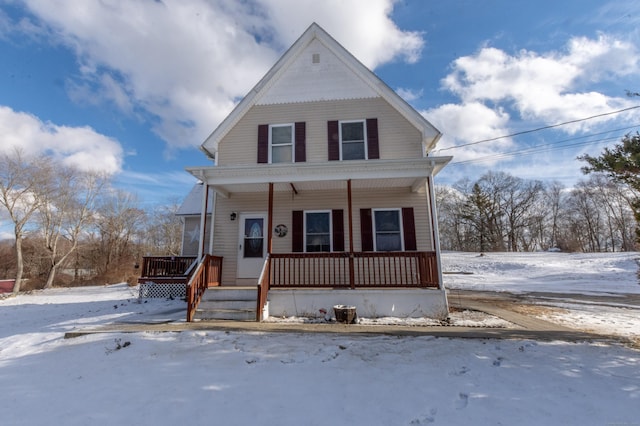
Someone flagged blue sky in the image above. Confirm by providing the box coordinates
[1,0,639,228]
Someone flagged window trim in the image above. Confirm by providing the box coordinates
[339,119,368,161]
[268,123,294,164]
[303,210,333,252]
[372,208,404,252]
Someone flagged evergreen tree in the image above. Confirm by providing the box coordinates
[579,132,640,240]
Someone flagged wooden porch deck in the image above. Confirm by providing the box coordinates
[139,251,440,322]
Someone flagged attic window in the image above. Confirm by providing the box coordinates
[312,53,320,64]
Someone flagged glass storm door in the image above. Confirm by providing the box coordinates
[237,213,267,278]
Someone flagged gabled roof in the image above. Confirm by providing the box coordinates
[176,183,213,216]
[201,22,441,159]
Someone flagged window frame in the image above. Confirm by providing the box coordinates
[268,123,294,164]
[339,119,368,161]
[372,208,404,252]
[303,210,333,252]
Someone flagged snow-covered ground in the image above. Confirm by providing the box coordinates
[1,252,639,425]
[443,251,640,295]
[443,251,640,341]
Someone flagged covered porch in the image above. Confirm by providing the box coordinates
[180,157,450,321]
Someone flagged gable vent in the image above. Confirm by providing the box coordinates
[312,53,320,64]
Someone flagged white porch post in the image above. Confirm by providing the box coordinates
[197,183,209,261]
[426,175,448,306]
[208,191,217,255]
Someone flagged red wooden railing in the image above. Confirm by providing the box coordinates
[268,251,439,289]
[186,255,223,322]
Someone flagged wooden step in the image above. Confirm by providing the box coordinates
[195,287,258,321]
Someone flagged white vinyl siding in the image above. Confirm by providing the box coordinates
[216,98,422,166]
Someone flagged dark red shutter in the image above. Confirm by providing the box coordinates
[327,120,340,161]
[366,118,379,159]
[402,207,417,251]
[360,208,373,251]
[292,210,304,252]
[257,124,269,164]
[332,209,344,252]
[295,122,306,163]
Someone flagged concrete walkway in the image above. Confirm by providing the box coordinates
[64,296,613,343]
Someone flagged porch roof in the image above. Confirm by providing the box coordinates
[185,157,451,198]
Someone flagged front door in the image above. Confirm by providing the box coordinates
[237,213,267,278]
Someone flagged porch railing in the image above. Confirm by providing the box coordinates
[256,254,271,322]
[268,251,439,289]
[186,255,223,322]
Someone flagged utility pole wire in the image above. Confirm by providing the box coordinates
[434,105,640,152]
[449,124,640,165]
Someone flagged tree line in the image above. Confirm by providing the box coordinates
[3,133,640,291]
[436,133,640,253]
[0,149,183,293]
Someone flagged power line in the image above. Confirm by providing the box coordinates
[435,105,640,152]
[450,135,620,166]
[448,124,640,166]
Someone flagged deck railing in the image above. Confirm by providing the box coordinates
[268,251,439,289]
[141,256,197,277]
[186,255,223,322]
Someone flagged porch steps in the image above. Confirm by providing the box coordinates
[195,287,258,321]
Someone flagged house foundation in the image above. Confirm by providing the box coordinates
[267,288,449,320]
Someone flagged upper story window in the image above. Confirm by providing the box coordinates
[328,118,379,161]
[270,124,294,163]
[340,120,366,160]
[258,122,305,164]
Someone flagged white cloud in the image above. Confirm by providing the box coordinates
[396,87,423,102]
[441,34,640,130]
[259,0,424,67]
[0,106,124,174]
[18,0,423,154]
[425,102,513,163]
[425,32,640,174]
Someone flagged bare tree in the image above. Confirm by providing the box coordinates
[435,185,469,251]
[38,167,108,288]
[588,174,636,251]
[543,181,565,250]
[0,149,52,292]
[87,190,146,282]
[568,181,604,252]
[143,199,183,256]
[496,174,544,252]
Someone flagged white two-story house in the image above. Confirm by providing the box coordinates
[147,23,452,321]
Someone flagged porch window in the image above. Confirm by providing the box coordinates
[340,120,366,160]
[270,124,293,163]
[361,207,416,252]
[293,210,344,252]
[373,209,403,251]
[305,211,331,252]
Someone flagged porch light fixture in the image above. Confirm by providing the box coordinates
[230,212,237,221]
